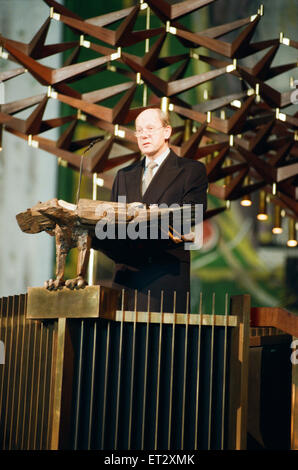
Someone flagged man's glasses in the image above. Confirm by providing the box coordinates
[134,126,165,137]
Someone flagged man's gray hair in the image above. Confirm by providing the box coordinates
[157,108,170,127]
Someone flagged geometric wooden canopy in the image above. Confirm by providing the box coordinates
[1,0,297,238]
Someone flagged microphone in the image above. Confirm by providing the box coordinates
[76,136,103,206]
[85,136,103,151]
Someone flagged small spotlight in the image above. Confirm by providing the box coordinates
[257,190,268,221]
[257,213,268,221]
[272,205,283,235]
[287,218,297,247]
[240,195,252,207]
[241,176,252,207]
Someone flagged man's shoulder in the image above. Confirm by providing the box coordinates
[170,150,206,171]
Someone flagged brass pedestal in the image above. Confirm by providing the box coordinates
[26,285,120,450]
[27,285,119,320]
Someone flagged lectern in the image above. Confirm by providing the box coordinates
[0,287,253,450]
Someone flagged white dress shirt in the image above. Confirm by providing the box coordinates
[142,148,170,183]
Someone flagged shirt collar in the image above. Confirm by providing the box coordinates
[145,148,170,168]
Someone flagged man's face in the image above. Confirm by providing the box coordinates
[135,109,171,159]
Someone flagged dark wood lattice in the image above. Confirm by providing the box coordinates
[0,0,297,238]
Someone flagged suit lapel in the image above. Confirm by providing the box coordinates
[142,151,183,204]
[124,159,144,203]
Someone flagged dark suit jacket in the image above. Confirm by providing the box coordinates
[93,150,208,312]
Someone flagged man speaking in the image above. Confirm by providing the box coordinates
[95,107,208,313]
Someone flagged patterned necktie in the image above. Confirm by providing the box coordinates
[142,161,158,195]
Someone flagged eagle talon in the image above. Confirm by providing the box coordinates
[44,278,65,290]
[44,278,53,289]
[65,276,88,289]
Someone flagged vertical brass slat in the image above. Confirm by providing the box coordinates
[20,311,32,449]
[50,317,63,450]
[227,295,251,449]
[87,320,97,449]
[3,296,14,449]
[181,291,190,450]
[6,295,15,449]
[0,297,3,446]
[13,295,24,449]
[167,291,177,450]
[47,321,56,450]
[221,294,229,449]
[9,295,22,449]
[43,319,54,450]
[50,317,75,450]
[15,295,27,449]
[194,293,203,450]
[0,296,4,447]
[128,290,138,450]
[114,290,125,450]
[0,296,3,358]
[33,321,44,450]
[13,295,25,449]
[0,297,7,447]
[74,320,85,450]
[0,297,5,433]
[154,290,164,451]
[27,320,39,449]
[101,319,111,450]
[141,291,151,450]
[39,321,50,449]
[0,297,7,450]
[208,293,216,450]
[46,320,57,450]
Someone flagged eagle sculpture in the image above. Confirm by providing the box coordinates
[16,198,188,290]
